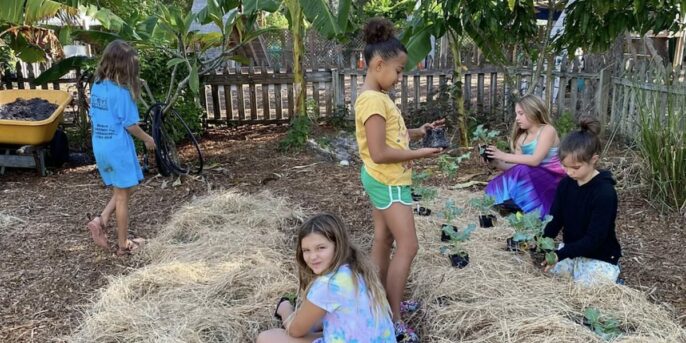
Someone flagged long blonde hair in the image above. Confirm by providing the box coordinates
[95,40,141,101]
[295,213,391,319]
[510,95,553,148]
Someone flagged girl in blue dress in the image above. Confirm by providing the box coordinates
[85,40,156,256]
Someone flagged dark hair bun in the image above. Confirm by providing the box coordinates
[577,115,601,136]
[363,18,395,44]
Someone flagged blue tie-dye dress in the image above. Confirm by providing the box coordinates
[307,264,395,343]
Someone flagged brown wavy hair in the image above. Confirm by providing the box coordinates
[95,40,140,100]
[296,213,391,319]
[510,94,553,149]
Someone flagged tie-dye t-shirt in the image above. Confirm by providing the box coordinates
[307,264,395,342]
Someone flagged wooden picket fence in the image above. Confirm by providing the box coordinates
[1,61,78,91]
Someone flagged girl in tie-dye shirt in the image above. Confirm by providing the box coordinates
[257,213,395,343]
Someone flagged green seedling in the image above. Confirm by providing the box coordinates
[468,194,496,216]
[437,152,471,177]
[440,223,477,257]
[583,307,622,341]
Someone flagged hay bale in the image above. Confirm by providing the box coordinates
[408,189,686,342]
[68,191,303,343]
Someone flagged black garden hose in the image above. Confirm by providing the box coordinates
[144,103,203,176]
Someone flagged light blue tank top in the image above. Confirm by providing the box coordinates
[521,125,558,162]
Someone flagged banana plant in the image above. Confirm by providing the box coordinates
[0,0,78,63]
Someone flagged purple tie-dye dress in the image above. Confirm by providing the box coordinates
[486,133,565,217]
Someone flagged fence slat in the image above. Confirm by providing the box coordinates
[413,72,420,110]
[211,84,221,120]
[477,73,484,113]
[570,77,578,118]
[248,65,257,120]
[261,64,270,120]
[464,73,472,111]
[274,65,283,120]
[489,72,497,113]
[427,74,433,104]
[287,82,294,118]
[557,75,567,116]
[236,67,246,121]
[313,81,320,116]
[223,84,233,122]
[325,81,332,116]
[401,76,408,114]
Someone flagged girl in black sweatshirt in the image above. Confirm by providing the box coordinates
[542,116,622,286]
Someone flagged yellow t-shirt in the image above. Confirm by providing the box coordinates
[354,90,411,185]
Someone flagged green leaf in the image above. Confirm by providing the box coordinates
[24,0,76,25]
[584,307,600,323]
[227,54,251,66]
[14,43,47,63]
[189,61,199,94]
[404,25,433,70]
[299,0,347,39]
[32,56,94,85]
[243,0,280,14]
[71,29,121,48]
[58,26,73,45]
[0,0,25,23]
[508,0,516,12]
[544,252,557,265]
[166,57,186,69]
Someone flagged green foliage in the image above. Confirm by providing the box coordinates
[279,115,313,152]
[556,0,682,53]
[440,199,463,224]
[412,170,437,202]
[440,223,476,256]
[0,44,18,76]
[506,210,553,244]
[471,124,500,145]
[138,48,203,142]
[404,84,455,129]
[437,152,471,178]
[555,111,576,138]
[635,75,686,213]
[495,139,510,153]
[468,194,496,215]
[583,307,622,340]
[321,105,353,131]
[361,0,415,30]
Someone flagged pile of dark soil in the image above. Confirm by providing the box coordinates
[0,98,58,121]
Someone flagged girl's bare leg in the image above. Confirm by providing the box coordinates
[113,187,131,249]
[380,203,418,321]
[100,192,117,228]
[371,208,394,288]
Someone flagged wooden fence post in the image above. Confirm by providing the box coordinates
[596,66,611,134]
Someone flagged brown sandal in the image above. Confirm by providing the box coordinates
[86,216,109,250]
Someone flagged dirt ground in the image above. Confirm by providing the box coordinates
[0,125,684,342]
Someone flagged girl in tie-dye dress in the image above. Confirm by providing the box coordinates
[484,95,565,217]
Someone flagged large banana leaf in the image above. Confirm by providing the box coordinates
[0,0,77,25]
[31,56,95,85]
[299,0,351,39]
[243,0,280,14]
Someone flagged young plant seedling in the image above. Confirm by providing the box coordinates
[583,307,622,341]
[505,210,553,252]
[437,152,471,178]
[468,194,497,228]
[440,199,463,242]
[472,124,500,162]
[412,170,436,216]
[440,223,477,268]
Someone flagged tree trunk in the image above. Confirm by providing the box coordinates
[285,0,306,116]
[448,30,468,146]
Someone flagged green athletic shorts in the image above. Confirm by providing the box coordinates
[360,166,412,210]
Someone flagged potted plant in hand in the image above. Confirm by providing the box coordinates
[440,223,477,268]
[505,210,553,253]
[471,124,500,162]
[440,199,463,242]
[422,127,450,149]
[412,170,436,216]
[468,195,497,228]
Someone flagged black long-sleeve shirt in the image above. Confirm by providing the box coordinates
[543,170,622,265]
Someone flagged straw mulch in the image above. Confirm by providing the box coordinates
[67,189,685,342]
[0,211,24,232]
[68,191,304,343]
[407,188,686,342]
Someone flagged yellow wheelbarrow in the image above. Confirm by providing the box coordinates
[0,89,72,175]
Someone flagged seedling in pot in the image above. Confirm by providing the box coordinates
[439,199,463,242]
[530,235,557,267]
[437,152,471,178]
[582,307,622,341]
[422,127,450,149]
[505,210,553,253]
[471,124,500,162]
[440,223,476,268]
[412,171,436,216]
[468,195,497,228]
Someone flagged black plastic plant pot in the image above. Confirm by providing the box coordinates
[440,224,458,242]
[411,192,422,202]
[479,214,497,228]
[414,206,432,216]
[480,144,493,162]
[422,127,450,149]
[506,237,521,252]
[449,254,469,268]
